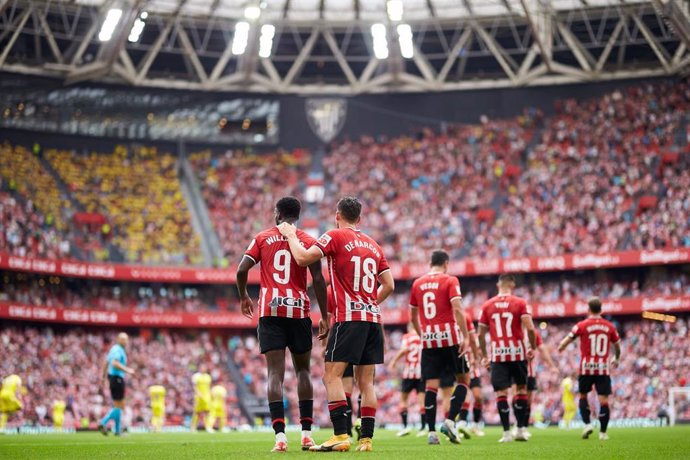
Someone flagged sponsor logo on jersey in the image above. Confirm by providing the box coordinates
[269,296,305,308]
[348,301,380,314]
[422,330,451,341]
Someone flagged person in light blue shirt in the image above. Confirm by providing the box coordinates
[98,332,134,436]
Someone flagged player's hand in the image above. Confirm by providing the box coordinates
[459,338,471,357]
[610,358,618,370]
[277,222,297,238]
[317,318,330,340]
[481,356,490,369]
[127,367,136,375]
[240,296,254,319]
[527,348,535,361]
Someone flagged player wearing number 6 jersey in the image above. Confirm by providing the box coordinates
[278,196,395,453]
[478,274,537,443]
[409,250,474,446]
[558,297,621,441]
[236,196,329,453]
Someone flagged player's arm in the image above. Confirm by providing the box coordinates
[538,343,559,371]
[387,347,407,371]
[376,269,395,304]
[277,223,323,266]
[477,323,489,368]
[452,297,470,356]
[469,331,480,362]
[236,255,256,319]
[521,313,537,359]
[308,260,329,340]
[611,340,621,368]
[558,332,576,352]
[409,307,422,336]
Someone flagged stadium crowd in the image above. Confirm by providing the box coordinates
[190,148,311,265]
[0,327,244,428]
[1,81,689,266]
[2,269,686,313]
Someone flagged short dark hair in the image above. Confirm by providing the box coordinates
[498,274,516,284]
[337,196,362,223]
[276,196,301,222]
[430,250,450,267]
[588,297,602,314]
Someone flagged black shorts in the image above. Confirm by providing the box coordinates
[440,368,456,388]
[258,316,312,355]
[527,376,538,392]
[469,377,482,389]
[108,375,125,401]
[401,378,425,394]
[421,346,470,382]
[578,375,612,396]
[343,363,354,379]
[490,361,528,391]
[326,321,384,365]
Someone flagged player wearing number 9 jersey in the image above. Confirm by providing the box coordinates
[236,196,329,453]
[558,297,621,441]
[278,196,395,453]
[477,274,537,443]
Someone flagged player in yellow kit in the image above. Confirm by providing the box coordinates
[149,385,166,432]
[191,365,213,432]
[561,375,577,428]
[0,374,24,431]
[207,385,227,432]
[53,400,66,430]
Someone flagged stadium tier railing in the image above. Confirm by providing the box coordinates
[1,296,688,328]
[1,248,688,284]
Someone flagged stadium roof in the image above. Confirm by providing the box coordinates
[1,0,689,93]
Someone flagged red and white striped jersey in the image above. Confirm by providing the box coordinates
[315,227,389,324]
[478,294,530,362]
[400,333,422,379]
[409,272,463,349]
[569,316,620,376]
[525,332,544,377]
[244,226,315,319]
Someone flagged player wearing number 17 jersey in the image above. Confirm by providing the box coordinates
[558,297,621,441]
[236,196,329,453]
[477,274,537,443]
[278,196,395,453]
[409,250,473,446]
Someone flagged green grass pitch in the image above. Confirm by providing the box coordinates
[1,426,688,459]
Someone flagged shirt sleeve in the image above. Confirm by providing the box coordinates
[244,236,260,263]
[315,230,336,257]
[570,323,582,337]
[448,277,462,302]
[378,251,390,276]
[299,231,317,248]
[610,326,621,343]
[477,304,489,326]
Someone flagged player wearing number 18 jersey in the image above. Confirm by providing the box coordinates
[409,250,472,446]
[558,297,621,441]
[278,196,395,453]
[236,197,329,453]
[478,274,537,443]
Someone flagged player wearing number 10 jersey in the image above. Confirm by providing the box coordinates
[478,274,537,443]
[278,196,395,453]
[558,297,621,441]
[409,250,473,446]
[236,197,329,453]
